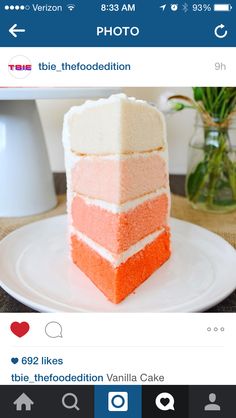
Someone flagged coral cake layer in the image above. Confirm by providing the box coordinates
[71,229,171,304]
[72,193,169,253]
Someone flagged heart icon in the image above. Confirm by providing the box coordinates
[11,357,19,364]
[10,322,30,338]
[160,398,170,407]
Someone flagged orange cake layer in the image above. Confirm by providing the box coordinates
[71,229,171,304]
[72,193,169,253]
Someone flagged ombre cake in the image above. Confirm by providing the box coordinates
[63,94,171,304]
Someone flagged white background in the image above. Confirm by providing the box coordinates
[1,313,234,385]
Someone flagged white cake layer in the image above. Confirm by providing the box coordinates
[63,94,166,155]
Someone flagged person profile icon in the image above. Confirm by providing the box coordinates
[204,393,221,411]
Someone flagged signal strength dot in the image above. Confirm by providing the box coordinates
[5,4,25,10]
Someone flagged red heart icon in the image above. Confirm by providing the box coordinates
[10,322,30,338]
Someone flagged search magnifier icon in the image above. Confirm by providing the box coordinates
[62,393,80,411]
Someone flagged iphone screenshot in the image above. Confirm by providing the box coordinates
[0,1,235,416]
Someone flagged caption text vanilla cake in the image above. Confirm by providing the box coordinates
[63,94,171,304]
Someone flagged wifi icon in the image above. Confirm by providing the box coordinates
[67,4,75,11]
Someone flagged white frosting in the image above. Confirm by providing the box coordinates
[64,149,77,219]
[74,188,169,214]
[68,148,167,160]
[71,226,166,267]
[64,93,164,123]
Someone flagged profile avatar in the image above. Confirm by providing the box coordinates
[204,393,221,411]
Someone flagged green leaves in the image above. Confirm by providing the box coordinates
[169,87,236,124]
[187,161,209,202]
[187,134,236,210]
[170,87,236,211]
[193,87,203,102]
[172,102,185,111]
[223,153,236,200]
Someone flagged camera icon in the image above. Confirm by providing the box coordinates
[108,392,128,412]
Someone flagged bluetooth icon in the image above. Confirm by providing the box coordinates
[182,2,189,13]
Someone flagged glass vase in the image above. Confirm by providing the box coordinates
[186,116,236,213]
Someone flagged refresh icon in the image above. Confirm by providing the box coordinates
[214,24,228,39]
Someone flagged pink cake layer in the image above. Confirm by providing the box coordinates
[71,193,169,254]
[71,153,168,204]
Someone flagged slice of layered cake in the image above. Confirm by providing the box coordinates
[63,94,171,304]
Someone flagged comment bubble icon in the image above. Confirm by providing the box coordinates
[45,321,63,338]
[155,392,175,411]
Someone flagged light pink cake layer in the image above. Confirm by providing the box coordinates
[72,193,169,254]
[71,153,168,204]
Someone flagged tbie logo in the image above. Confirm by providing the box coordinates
[8,55,32,79]
[9,64,32,71]
[97,26,139,37]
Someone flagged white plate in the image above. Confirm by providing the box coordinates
[0,215,235,312]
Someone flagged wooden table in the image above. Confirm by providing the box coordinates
[0,174,235,313]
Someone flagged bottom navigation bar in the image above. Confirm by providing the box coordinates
[1,385,235,417]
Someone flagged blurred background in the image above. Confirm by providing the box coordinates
[37,87,196,175]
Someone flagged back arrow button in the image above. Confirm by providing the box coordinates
[9,24,26,38]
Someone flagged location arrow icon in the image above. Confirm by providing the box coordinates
[160,4,166,11]
[9,24,26,38]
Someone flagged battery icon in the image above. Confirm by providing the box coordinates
[213,4,232,11]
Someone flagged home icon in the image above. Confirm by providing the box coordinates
[13,393,34,411]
